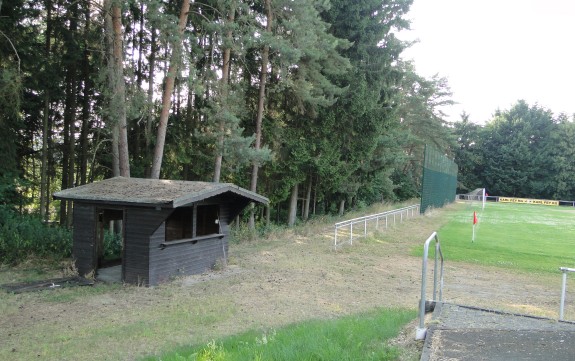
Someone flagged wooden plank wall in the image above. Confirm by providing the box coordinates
[209,194,250,222]
[124,207,170,285]
[70,197,251,286]
[72,203,97,277]
[148,204,230,285]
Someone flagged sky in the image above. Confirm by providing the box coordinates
[400,0,575,124]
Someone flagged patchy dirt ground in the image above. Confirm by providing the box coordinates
[0,203,568,361]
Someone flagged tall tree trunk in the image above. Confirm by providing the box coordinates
[145,27,156,177]
[66,95,75,228]
[150,0,191,179]
[213,3,235,182]
[111,3,130,177]
[303,176,312,221]
[313,175,317,215]
[66,2,80,227]
[132,1,145,163]
[46,121,54,218]
[60,2,79,227]
[79,2,92,185]
[111,124,120,176]
[59,89,69,223]
[287,183,298,227]
[104,0,119,176]
[104,1,129,238]
[41,95,49,221]
[137,2,144,85]
[249,0,272,229]
[40,0,52,222]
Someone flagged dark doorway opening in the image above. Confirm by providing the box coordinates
[95,208,124,282]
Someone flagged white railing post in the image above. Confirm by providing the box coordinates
[560,270,567,320]
[559,267,575,320]
[350,223,353,245]
[334,227,338,249]
[417,232,444,340]
[333,205,420,249]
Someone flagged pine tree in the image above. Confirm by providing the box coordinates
[314,0,413,210]
[150,0,191,179]
[480,101,555,198]
[550,115,575,199]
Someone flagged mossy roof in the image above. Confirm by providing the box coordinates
[53,177,268,208]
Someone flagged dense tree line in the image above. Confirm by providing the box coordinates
[454,100,575,200]
[0,0,456,228]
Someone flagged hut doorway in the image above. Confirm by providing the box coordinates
[95,208,125,282]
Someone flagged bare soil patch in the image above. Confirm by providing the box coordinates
[0,204,566,360]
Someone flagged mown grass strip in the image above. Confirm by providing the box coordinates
[423,202,575,274]
[143,308,416,361]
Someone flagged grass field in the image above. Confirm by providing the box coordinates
[433,201,575,274]
[1,201,431,361]
[144,308,415,361]
[4,200,574,360]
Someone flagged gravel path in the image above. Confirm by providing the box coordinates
[421,302,575,360]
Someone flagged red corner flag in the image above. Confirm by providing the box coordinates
[473,211,478,225]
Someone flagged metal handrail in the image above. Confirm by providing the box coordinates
[559,267,575,320]
[416,232,444,340]
[333,204,420,249]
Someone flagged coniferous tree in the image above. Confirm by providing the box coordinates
[480,101,555,198]
[0,0,465,226]
[0,2,20,195]
[316,0,413,211]
[391,63,455,198]
[452,112,483,192]
[550,115,575,200]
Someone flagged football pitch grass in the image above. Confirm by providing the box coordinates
[434,201,575,274]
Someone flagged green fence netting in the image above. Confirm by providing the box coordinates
[420,145,458,214]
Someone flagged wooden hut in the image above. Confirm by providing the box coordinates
[53,177,268,286]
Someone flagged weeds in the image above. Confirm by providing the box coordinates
[193,341,226,361]
[60,259,79,277]
[212,258,226,271]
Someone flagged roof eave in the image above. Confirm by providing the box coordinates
[52,194,172,209]
[172,184,269,208]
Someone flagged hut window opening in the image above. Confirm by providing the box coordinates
[165,207,193,242]
[196,205,220,236]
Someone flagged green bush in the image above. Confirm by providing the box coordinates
[103,229,123,259]
[0,206,72,264]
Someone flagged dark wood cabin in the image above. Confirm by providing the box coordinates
[53,177,268,286]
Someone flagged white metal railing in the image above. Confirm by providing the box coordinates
[333,204,420,250]
[416,232,444,340]
[559,267,575,320]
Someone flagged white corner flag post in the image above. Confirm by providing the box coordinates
[482,188,486,210]
[472,211,477,242]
